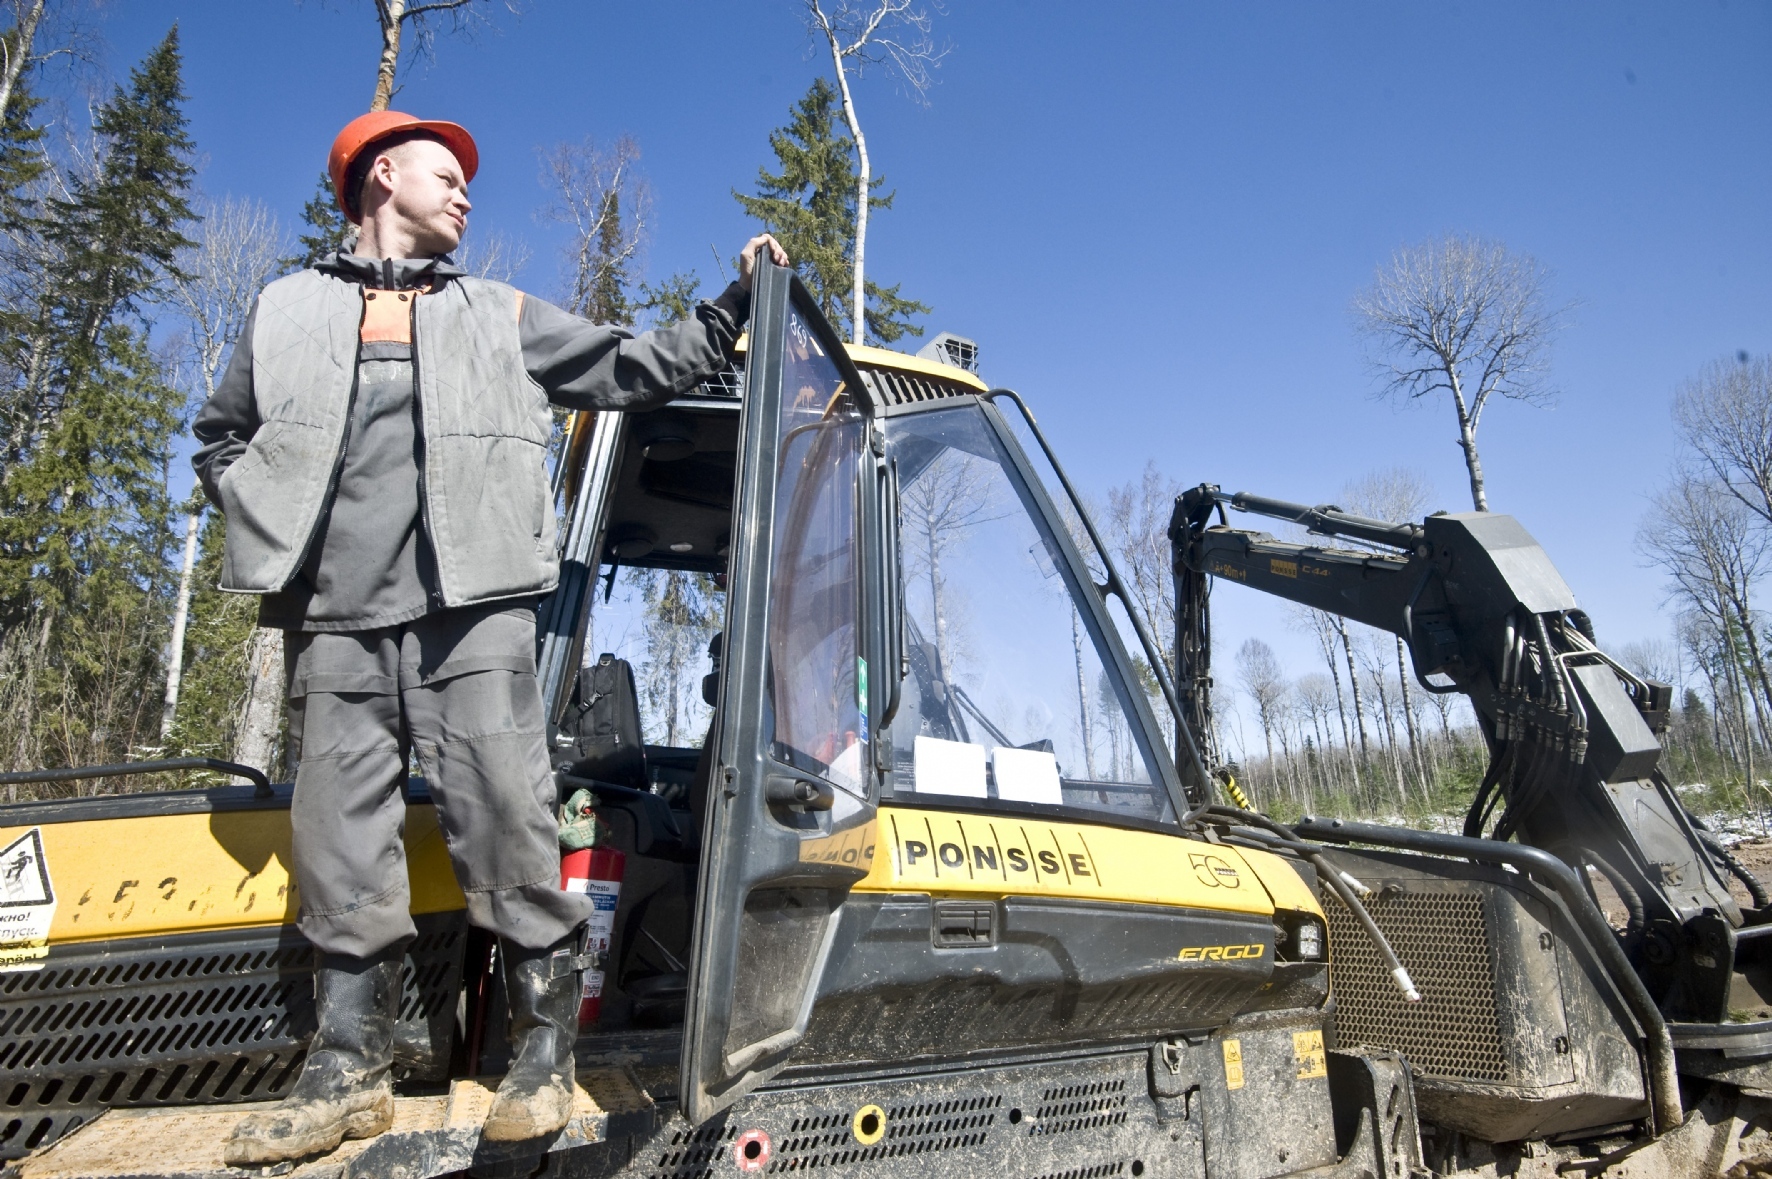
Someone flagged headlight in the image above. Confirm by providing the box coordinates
[1294,919,1324,961]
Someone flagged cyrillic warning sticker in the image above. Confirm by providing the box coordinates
[1293,1029,1327,1079]
[0,829,55,971]
[1222,1037,1244,1090]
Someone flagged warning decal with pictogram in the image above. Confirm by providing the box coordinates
[0,828,56,971]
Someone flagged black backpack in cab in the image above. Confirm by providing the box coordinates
[559,653,646,789]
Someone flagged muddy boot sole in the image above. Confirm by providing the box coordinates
[222,1087,394,1166]
[481,1081,574,1142]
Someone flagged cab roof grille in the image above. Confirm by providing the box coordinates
[866,367,977,407]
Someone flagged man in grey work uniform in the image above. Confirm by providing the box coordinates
[192,110,787,1164]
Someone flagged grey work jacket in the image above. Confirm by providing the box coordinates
[196,261,745,610]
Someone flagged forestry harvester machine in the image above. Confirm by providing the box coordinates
[0,256,1767,1177]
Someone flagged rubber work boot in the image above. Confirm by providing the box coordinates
[223,951,401,1166]
[482,932,586,1142]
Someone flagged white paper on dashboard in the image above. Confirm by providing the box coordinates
[912,735,988,797]
[992,746,1063,805]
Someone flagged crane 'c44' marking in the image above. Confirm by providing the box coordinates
[1178,943,1265,962]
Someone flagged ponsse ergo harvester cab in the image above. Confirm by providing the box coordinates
[0,259,1766,1178]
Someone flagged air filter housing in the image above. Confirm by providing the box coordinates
[1317,847,1647,1141]
[916,332,980,374]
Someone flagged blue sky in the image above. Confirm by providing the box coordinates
[94,2,1771,736]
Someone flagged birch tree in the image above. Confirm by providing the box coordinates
[1674,354,1772,532]
[1338,469,1433,789]
[1354,236,1568,511]
[1236,638,1286,797]
[163,197,287,751]
[1639,473,1772,749]
[0,0,90,127]
[540,136,647,322]
[804,0,943,344]
[366,0,516,112]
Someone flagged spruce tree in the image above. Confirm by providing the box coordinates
[583,188,631,325]
[638,271,702,326]
[0,29,196,773]
[290,171,355,269]
[735,78,928,345]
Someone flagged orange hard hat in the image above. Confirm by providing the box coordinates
[328,110,478,223]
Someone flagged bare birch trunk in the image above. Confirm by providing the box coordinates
[159,510,202,740]
[233,628,285,775]
[1071,608,1096,778]
[371,0,407,112]
[1395,634,1427,792]
[0,0,45,128]
[1319,625,1361,795]
[821,36,869,344]
[1335,617,1372,764]
[1456,417,1489,511]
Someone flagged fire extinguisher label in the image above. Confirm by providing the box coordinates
[566,877,620,1001]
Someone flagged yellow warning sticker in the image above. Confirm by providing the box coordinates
[1293,1030,1327,1080]
[1222,1038,1245,1091]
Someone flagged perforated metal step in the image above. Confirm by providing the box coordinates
[0,913,466,1161]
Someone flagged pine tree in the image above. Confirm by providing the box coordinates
[290,171,355,269]
[0,29,197,775]
[735,78,928,344]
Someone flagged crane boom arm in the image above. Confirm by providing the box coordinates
[1168,482,1748,1026]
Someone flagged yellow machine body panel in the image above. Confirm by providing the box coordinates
[847,805,1322,919]
[0,804,464,959]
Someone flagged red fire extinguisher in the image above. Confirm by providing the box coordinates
[560,843,625,1027]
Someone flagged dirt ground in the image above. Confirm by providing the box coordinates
[1583,835,1772,927]
[1732,837,1772,909]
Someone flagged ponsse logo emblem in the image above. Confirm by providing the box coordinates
[1177,943,1266,962]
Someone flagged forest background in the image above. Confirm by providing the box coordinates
[0,1,1767,829]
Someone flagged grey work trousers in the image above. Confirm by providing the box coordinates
[284,604,593,958]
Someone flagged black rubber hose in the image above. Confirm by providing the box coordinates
[1203,807,1421,1001]
[1695,826,1770,908]
[1580,849,1646,933]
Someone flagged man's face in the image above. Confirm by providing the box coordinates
[365,137,471,253]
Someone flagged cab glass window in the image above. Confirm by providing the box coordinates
[766,307,868,794]
[884,404,1171,824]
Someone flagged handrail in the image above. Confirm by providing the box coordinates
[1294,816,1682,1136]
[0,757,274,798]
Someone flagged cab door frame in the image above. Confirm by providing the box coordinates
[680,257,888,1123]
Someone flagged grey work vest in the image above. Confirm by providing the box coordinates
[215,269,558,608]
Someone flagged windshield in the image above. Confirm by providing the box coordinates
[883,404,1172,824]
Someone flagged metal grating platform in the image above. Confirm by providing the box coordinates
[1325,890,1508,1082]
[0,913,466,1161]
